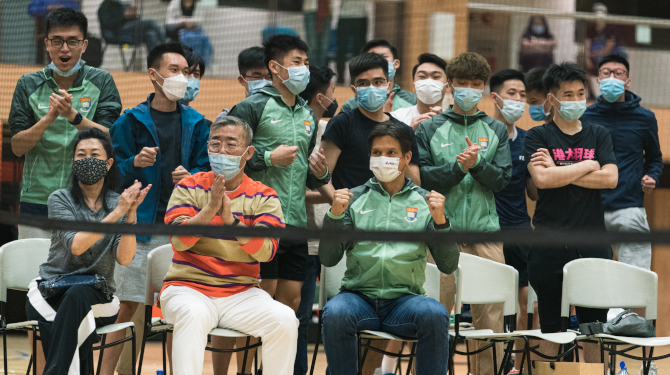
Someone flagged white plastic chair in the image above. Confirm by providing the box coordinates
[0,238,137,375]
[562,258,670,375]
[137,244,261,375]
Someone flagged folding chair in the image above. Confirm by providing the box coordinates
[0,238,137,375]
[562,258,670,375]
[449,253,576,375]
[137,244,261,375]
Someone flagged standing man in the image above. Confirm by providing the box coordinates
[416,52,511,375]
[340,39,417,113]
[391,53,448,130]
[581,55,662,272]
[228,34,330,313]
[101,42,210,375]
[236,46,272,97]
[489,69,538,374]
[525,62,617,362]
[525,67,553,123]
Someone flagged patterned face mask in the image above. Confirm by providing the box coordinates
[73,157,109,185]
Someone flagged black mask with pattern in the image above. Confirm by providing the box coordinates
[73,158,109,185]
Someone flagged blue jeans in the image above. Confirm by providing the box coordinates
[322,291,450,375]
[294,255,321,375]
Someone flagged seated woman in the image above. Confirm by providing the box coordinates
[25,128,151,375]
[165,0,212,66]
[319,121,460,375]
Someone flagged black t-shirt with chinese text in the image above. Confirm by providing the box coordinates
[524,121,617,230]
[322,108,421,190]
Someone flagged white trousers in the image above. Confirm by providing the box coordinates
[161,285,298,375]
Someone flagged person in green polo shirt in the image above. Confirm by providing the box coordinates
[9,7,122,239]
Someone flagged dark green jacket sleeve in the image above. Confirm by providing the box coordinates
[426,220,459,275]
[469,120,512,192]
[318,207,353,267]
[416,117,467,192]
[229,100,269,173]
[90,69,122,127]
[8,76,36,137]
[340,96,357,113]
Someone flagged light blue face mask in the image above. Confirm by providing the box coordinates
[246,79,272,97]
[179,78,200,105]
[49,58,83,77]
[599,77,625,103]
[529,102,549,121]
[388,61,396,80]
[275,62,310,95]
[208,147,249,180]
[356,84,389,112]
[453,87,483,111]
[554,98,586,122]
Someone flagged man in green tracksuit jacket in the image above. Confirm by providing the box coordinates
[228,34,329,313]
[9,8,121,240]
[340,39,417,113]
[416,52,511,375]
[319,120,459,375]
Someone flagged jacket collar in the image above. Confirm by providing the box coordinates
[128,93,204,123]
[41,60,88,92]
[592,90,641,112]
[365,177,417,196]
[257,84,309,110]
[442,105,489,126]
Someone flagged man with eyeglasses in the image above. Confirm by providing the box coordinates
[581,55,662,275]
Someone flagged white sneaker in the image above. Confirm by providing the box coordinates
[638,362,658,375]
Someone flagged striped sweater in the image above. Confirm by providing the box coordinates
[162,172,285,297]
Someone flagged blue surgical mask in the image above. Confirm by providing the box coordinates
[245,78,272,97]
[208,147,249,180]
[49,58,83,77]
[357,84,389,112]
[179,78,200,105]
[453,87,483,111]
[599,77,625,103]
[529,102,549,121]
[275,62,310,95]
[554,97,586,122]
[388,61,396,80]
[495,93,525,124]
[532,24,546,35]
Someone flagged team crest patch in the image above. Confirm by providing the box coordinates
[478,138,489,151]
[304,120,312,135]
[80,97,91,112]
[406,207,418,223]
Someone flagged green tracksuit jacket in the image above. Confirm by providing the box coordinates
[319,178,459,300]
[340,84,416,113]
[9,62,122,205]
[228,84,330,228]
[416,107,512,232]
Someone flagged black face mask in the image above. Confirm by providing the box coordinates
[322,98,339,118]
[73,158,109,186]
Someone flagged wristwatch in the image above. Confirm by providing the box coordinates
[70,112,83,126]
[229,214,240,226]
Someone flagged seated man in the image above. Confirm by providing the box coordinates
[319,121,459,375]
[160,116,298,375]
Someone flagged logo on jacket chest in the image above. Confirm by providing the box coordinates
[79,97,92,112]
[304,120,312,135]
[406,207,418,223]
[479,138,489,151]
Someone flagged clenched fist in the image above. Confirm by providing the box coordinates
[424,190,447,225]
[270,145,298,166]
[134,147,159,168]
[330,189,353,217]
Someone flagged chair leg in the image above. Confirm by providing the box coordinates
[119,46,128,72]
[357,335,363,375]
[162,332,167,374]
[96,334,106,375]
[642,347,649,375]
[396,341,405,375]
[599,338,606,375]
[241,336,251,372]
[137,330,148,375]
[32,326,37,375]
[254,348,258,375]
[405,342,416,375]
[523,336,532,375]
[466,339,471,374]
[448,335,456,375]
[492,341,498,375]
[3,329,8,375]
[131,326,137,375]
[360,340,371,369]
[309,312,322,375]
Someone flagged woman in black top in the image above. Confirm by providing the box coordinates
[520,16,556,72]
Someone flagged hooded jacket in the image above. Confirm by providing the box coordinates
[340,84,417,113]
[581,91,663,211]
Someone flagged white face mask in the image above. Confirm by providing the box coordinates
[152,69,188,101]
[370,156,402,183]
[495,93,526,124]
[414,79,446,105]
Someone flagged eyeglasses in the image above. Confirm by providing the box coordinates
[48,39,84,48]
[598,68,628,79]
[207,140,242,154]
[354,79,388,88]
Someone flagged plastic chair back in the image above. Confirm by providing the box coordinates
[561,258,658,320]
[528,283,537,313]
[0,239,51,302]
[424,263,441,301]
[457,253,518,316]
[145,244,174,306]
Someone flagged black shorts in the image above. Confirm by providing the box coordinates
[503,242,530,287]
[260,226,308,281]
[528,245,612,333]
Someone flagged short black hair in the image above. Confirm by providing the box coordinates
[412,53,447,79]
[46,7,88,38]
[263,34,309,77]
[361,39,398,60]
[299,66,335,103]
[147,42,185,70]
[525,67,547,94]
[598,54,630,72]
[182,44,206,77]
[238,46,265,76]
[490,69,526,93]
[349,53,388,82]
[368,120,412,155]
[542,62,588,94]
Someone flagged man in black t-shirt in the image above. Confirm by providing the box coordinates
[319,53,422,196]
[525,62,617,362]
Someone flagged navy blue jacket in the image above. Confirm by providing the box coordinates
[581,91,663,211]
[110,94,210,240]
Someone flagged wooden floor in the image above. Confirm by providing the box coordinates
[2,331,669,375]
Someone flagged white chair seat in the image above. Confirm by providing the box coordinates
[463,329,576,344]
[449,328,494,337]
[96,322,134,335]
[576,333,670,347]
[210,327,251,338]
[359,330,416,342]
[449,322,473,330]
[5,320,39,330]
